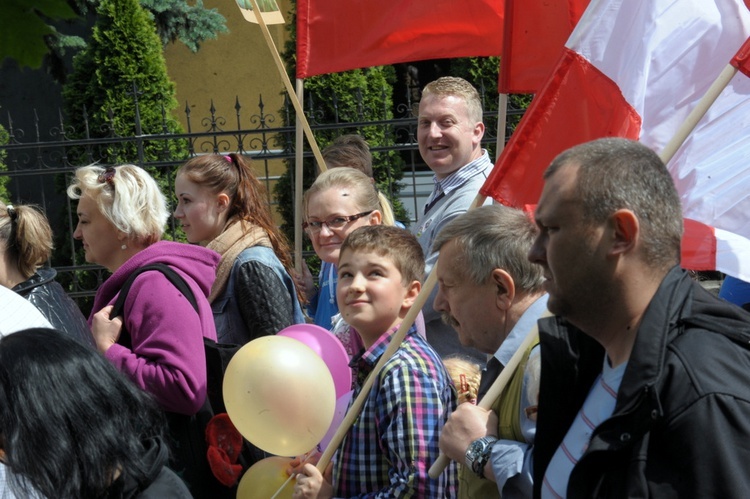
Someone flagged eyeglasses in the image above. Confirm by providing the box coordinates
[302,211,374,234]
[98,166,116,188]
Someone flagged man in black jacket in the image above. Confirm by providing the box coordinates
[528,137,750,498]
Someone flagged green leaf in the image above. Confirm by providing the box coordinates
[0,0,77,68]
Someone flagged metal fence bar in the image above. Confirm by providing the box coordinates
[0,85,524,303]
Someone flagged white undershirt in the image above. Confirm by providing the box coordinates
[541,357,628,499]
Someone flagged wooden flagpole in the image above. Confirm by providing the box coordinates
[658,63,739,164]
[245,0,326,172]
[294,78,305,271]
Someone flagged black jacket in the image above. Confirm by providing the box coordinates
[12,268,94,347]
[534,267,750,498]
[116,436,192,499]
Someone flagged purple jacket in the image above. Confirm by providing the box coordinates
[90,241,220,415]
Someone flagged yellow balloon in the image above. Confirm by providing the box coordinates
[223,335,336,456]
[236,456,295,499]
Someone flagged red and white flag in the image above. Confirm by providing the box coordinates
[295,0,503,78]
[481,0,750,281]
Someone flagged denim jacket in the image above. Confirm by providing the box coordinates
[211,245,305,345]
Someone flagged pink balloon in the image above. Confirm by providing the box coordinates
[318,390,353,452]
[278,324,353,399]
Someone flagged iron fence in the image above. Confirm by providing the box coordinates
[0,84,525,303]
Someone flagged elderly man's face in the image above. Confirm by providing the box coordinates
[433,239,507,354]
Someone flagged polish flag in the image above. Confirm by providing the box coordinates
[481,0,750,281]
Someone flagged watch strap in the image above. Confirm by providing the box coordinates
[465,436,498,479]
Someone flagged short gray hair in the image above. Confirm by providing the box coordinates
[433,205,544,293]
[67,164,168,246]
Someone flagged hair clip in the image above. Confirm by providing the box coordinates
[97,166,116,187]
[6,204,17,222]
[223,155,232,163]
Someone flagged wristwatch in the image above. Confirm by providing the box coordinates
[464,436,498,478]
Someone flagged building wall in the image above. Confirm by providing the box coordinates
[164,0,291,149]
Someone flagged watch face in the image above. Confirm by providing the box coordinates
[466,439,485,465]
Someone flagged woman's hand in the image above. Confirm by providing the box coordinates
[91,305,123,354]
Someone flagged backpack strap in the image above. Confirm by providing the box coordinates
[110,263,199,348]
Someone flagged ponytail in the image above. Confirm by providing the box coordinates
[0,203,53,279]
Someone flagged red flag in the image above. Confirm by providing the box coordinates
[499,0,590,94]
[481,0,750,279]
[295,0,503,78]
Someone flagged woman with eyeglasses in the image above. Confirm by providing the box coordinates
[299,168,431,361]
[174,153,305,346]
[66,164,223,497]
[0,201,93,347]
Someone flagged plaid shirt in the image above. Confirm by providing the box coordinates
[333,325,459,498]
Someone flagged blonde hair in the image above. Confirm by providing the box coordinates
[421,76,483,124]
[66,164,168,246]
[304,168,395,226]
[0,202,53,279]
[443,355,481,405]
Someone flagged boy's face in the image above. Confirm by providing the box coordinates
[336,248,420,346]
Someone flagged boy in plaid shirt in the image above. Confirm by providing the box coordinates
[294,225,458,498]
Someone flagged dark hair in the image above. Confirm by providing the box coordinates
[545,138,683,271]
[0,202,53,279]
[339,225,425,285]
[0,329,166,498]
[177,153,298,293]
[322,134,374,177]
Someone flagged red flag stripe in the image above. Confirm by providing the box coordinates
[481,48,641,205]
[731,37,750,77]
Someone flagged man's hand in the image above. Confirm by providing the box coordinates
[439,403,498,462]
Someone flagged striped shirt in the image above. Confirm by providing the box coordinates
[542,358,628,499]
[332,325,459,498]
[423,150,492,215]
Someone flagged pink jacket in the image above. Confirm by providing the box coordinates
[90,241,219,415]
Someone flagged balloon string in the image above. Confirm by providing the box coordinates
[272,449,315,499]
[270,473,295,499]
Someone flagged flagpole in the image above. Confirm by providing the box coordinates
[245,0,327,171]
[658,63,738,164]
[495,93,508,162]
[294,78,305,271]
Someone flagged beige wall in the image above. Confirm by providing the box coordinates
[163,0,292,180]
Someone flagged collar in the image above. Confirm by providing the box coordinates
[615,266,694,406]
[494,294,549,366]
[431,150,491,196]
[350,324,417,385]
[11,267,57,294]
